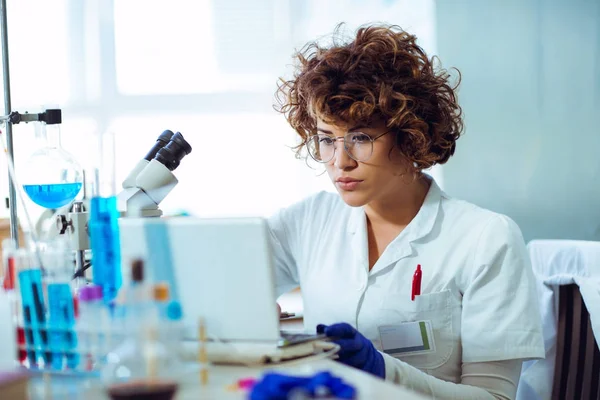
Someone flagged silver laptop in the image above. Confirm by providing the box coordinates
[119,216,318,347]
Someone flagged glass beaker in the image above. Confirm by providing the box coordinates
[102,327,180,400]
[21,123,83,209]
[101,260,181,400]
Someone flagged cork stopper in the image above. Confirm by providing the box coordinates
[131,259,145,283]
[153,283,170,302]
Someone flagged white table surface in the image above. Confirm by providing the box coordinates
[172,359,427,399]
[35,358,426,399]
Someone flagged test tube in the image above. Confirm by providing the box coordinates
[123,259,153,332]
[44,240,78,370]
[14,249,32,365]
[2,238,16,291]
[16,248,49,366]
[89,198,121,306]
[90,130,122,306]
[77,285,104,370]
[2,238,25,364]
[152,283,182,358]
[93,129,117,198]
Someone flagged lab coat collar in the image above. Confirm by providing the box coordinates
[347,175,442,273]
[402,175,442,243]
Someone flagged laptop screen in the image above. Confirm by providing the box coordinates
[119,216,281,342]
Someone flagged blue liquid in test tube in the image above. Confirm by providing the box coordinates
[19,269,51,366]
[47,283,78,369]
[89,196,122,305]
[23,183,82,209]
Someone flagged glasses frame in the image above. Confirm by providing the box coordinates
[307,130,392,163]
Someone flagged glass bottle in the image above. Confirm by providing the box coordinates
[21,123,83,209]
[101,259,180,400]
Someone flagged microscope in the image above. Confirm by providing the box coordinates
[55,130,192,279]
[119,130,192,218]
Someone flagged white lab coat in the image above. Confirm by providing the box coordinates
[268,177,545,383]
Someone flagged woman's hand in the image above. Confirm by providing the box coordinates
[317,323,385,379]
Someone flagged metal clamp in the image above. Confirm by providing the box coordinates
[1,109,62,125]
[56,214,73,235]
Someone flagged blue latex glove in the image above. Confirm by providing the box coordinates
[317,323,385,379]
[249,371,356,400]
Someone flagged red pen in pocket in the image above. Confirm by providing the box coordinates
[411,264,422,301]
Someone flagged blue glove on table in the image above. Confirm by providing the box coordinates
[249,371,356,400]
[317,323,385,379]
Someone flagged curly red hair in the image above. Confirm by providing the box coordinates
[275,24,463,170]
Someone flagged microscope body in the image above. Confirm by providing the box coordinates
[118,158,179,217]
[117,130,190,217]
[55,131,191,278]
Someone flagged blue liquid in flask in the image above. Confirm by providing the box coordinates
[23,183,82,209]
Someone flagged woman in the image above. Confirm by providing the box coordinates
[270,25,544,399]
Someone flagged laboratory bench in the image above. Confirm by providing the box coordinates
[16,285,426,399]
[26,359,427,399]
[3,242,423,399]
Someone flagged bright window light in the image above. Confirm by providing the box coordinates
[109,114,332,217]
[113,0,219,95]
[2,0,70,107]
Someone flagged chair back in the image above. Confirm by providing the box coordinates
[552,284,600,399]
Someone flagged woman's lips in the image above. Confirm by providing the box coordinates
[336,178,363,191]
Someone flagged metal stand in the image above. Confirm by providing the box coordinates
[1,0,18,245]
[0,0,63,247]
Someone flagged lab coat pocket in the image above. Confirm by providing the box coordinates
[380,289,454,369]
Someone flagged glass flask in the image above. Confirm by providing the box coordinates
[101,327,181,400]
[101,260,182,400]
[21,124,83,209]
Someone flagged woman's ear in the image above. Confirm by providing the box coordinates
[388,148,410,174]
[392,160,421,185]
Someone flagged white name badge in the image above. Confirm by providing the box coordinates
[378,320,435,356]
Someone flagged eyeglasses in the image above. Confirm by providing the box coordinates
[306,131,392,163]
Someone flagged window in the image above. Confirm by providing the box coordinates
[0,0,438,221]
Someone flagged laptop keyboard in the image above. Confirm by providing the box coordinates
[281,332,314,340]
[279,331,325,346]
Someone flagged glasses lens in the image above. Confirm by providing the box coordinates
[345,132,373,162]
[307,134,335,162]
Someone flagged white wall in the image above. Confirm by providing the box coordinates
[436,0,600,241]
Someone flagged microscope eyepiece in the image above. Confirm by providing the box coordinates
[144,130,175,161]
[154,132,192,171]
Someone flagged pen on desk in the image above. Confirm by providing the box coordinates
[145,327,159,382]
[198,317,208,385]
[411,264,422,301]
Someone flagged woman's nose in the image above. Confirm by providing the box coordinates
[333,141,357,169]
